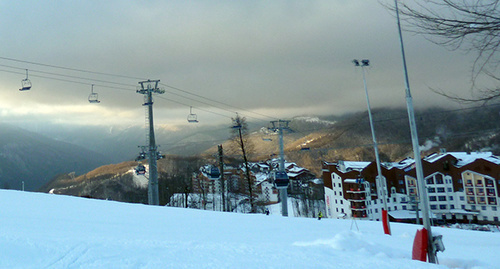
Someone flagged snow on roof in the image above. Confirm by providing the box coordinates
[288,166,307,173]
[343,161,371,170]
[344,178,358,184]
[386,158,415,170]
[449,209,479,215]
[388,210,436,219]
[254,172,270,185]
[425,152,500,167]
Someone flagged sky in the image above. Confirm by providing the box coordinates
[0,1,480,129]
[1,189,499,268]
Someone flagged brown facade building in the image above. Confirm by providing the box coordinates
[323,151,500,224]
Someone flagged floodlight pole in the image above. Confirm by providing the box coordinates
[137,79,164,206]
[394,1,436,263]
[353,59,390,235]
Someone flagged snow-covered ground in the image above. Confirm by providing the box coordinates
[0,190,498,268]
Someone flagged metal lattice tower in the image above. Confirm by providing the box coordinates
[137,80,165,205]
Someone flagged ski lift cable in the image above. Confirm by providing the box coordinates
[0,58,277,122]
[160,82,278,121]
[0,63,138,89]
[0,56,147,81]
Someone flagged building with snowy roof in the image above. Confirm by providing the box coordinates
[323,151,500,224]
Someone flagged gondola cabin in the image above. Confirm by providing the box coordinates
[135,164,146,175]
[274,171,289,189]
[207,166,221,180]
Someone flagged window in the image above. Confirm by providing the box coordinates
[477,179,483,186]
[401,197,406,202]
[495,217,499,221]
[374,200,377,204]
[339,191,342,196]
[449,196,454,201]
[428,188,436,193]
[462,205,466,209]
[436,174,444,184]
[483,216,488,221]
[460,196,465,201]
[394,206,398,210]
[481,206,487,210]
[439,204,447,210]
[403,205,407,210]
[427,178,434,184]
[334,191,336,195]
[493,206,497,211]
[471,205,476,210]
[375,208,378,213]
[333,183,335,187]
[340,200,343,205]
[438,196,447,201]
[336,208,339,212]
[430,205,437,210]
[447,188,453,192]
[393,198,397,202]
[429,196,437,201]
[341,208,344,213]
[399,180,404,185]
[437,187,445,193]
[450,205,455,209]
[335,199,337,204]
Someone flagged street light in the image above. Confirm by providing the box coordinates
[353,59,391,235]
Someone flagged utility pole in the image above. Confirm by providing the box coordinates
[353,59,391,235]
[218,144,226,212]
[270,120,290,217]
[394,1,436,263]
[137,79,165,206]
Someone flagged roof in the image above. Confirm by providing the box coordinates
[424,152,500,167]
[343,161,371,170]
[388,210,436,219]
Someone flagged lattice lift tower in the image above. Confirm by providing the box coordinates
[137,80,164,205]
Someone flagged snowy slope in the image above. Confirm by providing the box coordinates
[0,190,498,269]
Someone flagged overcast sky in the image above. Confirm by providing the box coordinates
[0,0,479,129]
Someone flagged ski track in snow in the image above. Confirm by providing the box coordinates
[0,190,498,268]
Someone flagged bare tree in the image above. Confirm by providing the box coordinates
[231,114,256,213]
[393,0,500,102]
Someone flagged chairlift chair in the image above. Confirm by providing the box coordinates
[187,106,198,123]
[19,69,32,91]
[88,84,100,103]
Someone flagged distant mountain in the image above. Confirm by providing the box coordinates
[7,105,500,193]
[0,124,110,191]
[205,106,500,176]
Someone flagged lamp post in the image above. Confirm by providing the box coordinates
[394,0,436,263]
[353,59,391,235]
